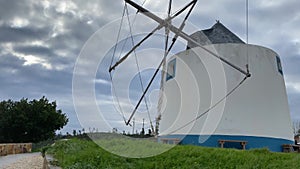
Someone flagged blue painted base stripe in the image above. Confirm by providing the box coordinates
[158,134,294,152]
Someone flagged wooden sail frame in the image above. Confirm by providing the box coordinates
[109,0,251,130]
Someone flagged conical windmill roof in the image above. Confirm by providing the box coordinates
[187,21,245,49]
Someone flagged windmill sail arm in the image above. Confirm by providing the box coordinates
[109,25,162,72]
[125,0,164,24]
[167,0,196,52]
[170,0,197,20]
[124,0,250,77]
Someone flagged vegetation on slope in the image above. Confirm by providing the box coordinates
[47,138,300,169]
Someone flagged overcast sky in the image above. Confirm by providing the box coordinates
[0,0,299,134]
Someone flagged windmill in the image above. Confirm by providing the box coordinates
[108,0,294,152]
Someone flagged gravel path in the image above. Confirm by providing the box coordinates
[0,153,44,169]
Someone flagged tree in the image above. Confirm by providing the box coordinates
[293,120,300,135]
[140,128,145,136]
[73,129,77,136]
[0,97,68,143]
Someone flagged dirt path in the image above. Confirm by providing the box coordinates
[0,153,44,169]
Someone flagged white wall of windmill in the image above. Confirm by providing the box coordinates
[159,53,201,136]
[159,45,227,137]
[159,43,293,141]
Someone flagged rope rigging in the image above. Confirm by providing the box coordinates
[110,4,126,68]
[109,3,127,124]
[115,0,147,63]
[109,0,154,128]
[246,0,250,74]
[124,3,154,132]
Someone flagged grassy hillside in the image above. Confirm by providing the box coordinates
[47,138,300,169]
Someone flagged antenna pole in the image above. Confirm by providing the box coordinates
[132,118,135,134]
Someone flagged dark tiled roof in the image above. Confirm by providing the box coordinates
[187,21,245,49]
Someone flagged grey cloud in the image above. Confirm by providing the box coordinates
[0,0,32,20]
[0,24,50,42]
[13,45,54,57]
[0,53,24,69]
[283,55,300,76]
[287,92,300,120]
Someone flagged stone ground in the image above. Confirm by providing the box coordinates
[0,152,44,169]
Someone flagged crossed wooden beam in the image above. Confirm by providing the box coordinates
[109,0,250,77]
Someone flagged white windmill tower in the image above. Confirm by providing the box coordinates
[109,0,294,152]
[158,21,294,152]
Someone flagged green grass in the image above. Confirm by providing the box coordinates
[47,138,300,169]
[86,132,175,158]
